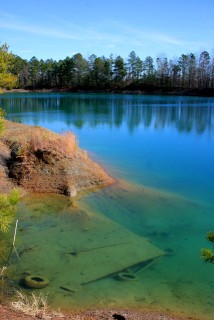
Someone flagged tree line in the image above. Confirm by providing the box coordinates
[5,47,214,93]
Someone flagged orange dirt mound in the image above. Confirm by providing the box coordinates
[0,120,115,196]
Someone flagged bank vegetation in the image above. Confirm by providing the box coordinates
[8,49,214,96]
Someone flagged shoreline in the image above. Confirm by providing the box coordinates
[4,87,214,97]
[0,303,200,320]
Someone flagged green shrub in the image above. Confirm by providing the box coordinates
[0,108,5,135]
[201,248,214,263]
[206,231,214,243]
[0,189,20,233]
[201,231,214,264]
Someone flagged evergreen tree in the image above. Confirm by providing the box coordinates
[113,56,126,87]
[0,190,20,233]
[6,46,214,92]
[72,53,88,87]
[142,56,155,86]
[127,51,142,83]
[29,56,40,88]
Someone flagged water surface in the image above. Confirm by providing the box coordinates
[1,93,214,319]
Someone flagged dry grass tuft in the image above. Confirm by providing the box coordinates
[11,290,49,318]
[29,129,78,159]
[11,290,64,319]
[3,122,78,159]
[60,131,78,156]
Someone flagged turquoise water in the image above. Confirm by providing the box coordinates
[1,93,214,319]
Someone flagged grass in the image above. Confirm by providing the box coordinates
[3,120,78,160]
[61,130,78,156]
[11,290,64,319]
[17,127,78,159]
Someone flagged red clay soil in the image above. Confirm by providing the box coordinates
[0,304,198,320]
[0,120,114,196]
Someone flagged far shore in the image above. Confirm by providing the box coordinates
[4,87,214,97]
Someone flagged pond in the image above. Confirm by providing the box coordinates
[1,92,214,319]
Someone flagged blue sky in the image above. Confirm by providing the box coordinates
[0,0,213,61]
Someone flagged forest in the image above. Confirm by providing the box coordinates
[7,48,214,94]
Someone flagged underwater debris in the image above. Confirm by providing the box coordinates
[24,275,49,289]
[66,242,128,256]
[116,272,137,281]
[59,286,75,293]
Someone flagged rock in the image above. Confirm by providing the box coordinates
[64,185,77,197]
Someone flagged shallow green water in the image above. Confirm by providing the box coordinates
[1,93,214,319]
